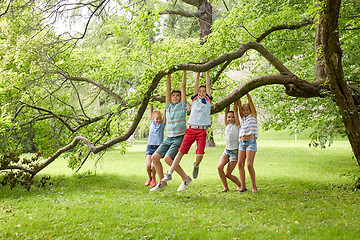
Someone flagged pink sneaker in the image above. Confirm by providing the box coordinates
[145,178,151,186]
[151,178,157,187]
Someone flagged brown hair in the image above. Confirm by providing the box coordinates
[171,90,181,96]
[226,111,235,117]
[152,111,162,118]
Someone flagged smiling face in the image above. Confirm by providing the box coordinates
[152,112,163,124]
[198,86,206,99]
[242,103,251,117]
[171,91,181,105]
[227,111,235,124]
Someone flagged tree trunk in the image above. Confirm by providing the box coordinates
[206,128,216,147]
[198,0,212,42]
[317,0,360,165]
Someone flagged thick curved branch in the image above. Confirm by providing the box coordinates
[175,41,292,75]
[211,74,324,114]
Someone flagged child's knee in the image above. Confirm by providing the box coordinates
[225,172,232,178]
[238,162,245,168]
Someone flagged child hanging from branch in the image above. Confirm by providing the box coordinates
[217,100,242,193]
[144,104,165,187]
[238,93,258,194]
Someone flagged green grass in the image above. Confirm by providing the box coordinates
[1,130,359,239]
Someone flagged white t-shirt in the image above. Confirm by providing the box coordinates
[225,123,240,150]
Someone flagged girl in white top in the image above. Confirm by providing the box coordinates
[238,93,258,193]
[217,100,242,193]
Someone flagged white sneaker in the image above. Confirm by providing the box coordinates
[162,172,172,182]
[177,177,192,192]
[150,182,168,192]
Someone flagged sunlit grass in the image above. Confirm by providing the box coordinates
[1,130,359,239]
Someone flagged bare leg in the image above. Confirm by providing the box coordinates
[238,150,247,191]
[164,155,190,181]
[217,153,230,191]
[146,155,152,179]
[169,151,185,174]
[152,153,164,183]
[225,161,241,190]
[195,154,204,167]
[150,162,156,180]
[246,150,257,192]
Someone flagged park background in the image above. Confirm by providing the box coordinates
[1,1,360,239]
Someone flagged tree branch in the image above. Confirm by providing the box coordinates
[160,9,201,18]
[59,71,123,103]
[0,0,13,18]
[256,19,314,42]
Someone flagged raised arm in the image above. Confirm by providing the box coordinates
[224,105,230,127]
[163,74,171,124]
[234,100,240,126]
[247,93,257,118]
[193,72,200,97]
[205,71,211,96]
[238,98,244,119]
[166,74,171,104]
[181,70,187,103]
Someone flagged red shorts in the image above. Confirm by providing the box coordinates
[178,128,207,154]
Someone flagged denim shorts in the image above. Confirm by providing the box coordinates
[146,144,160,155]
[224,149,238,161]
[239,138,257,152]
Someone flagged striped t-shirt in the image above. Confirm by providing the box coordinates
[240,115,258,138]
[166,101,186,137]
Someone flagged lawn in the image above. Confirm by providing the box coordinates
[1,129,359,239]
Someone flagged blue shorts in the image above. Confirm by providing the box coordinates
[239,138,257,152]
[146,144,160,155]
[224,149,238,161]
[154,135,184,160]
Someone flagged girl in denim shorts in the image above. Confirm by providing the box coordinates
[217,100,242,193]
[238,93,258,193]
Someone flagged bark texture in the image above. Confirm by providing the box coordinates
[316,0,360,164]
